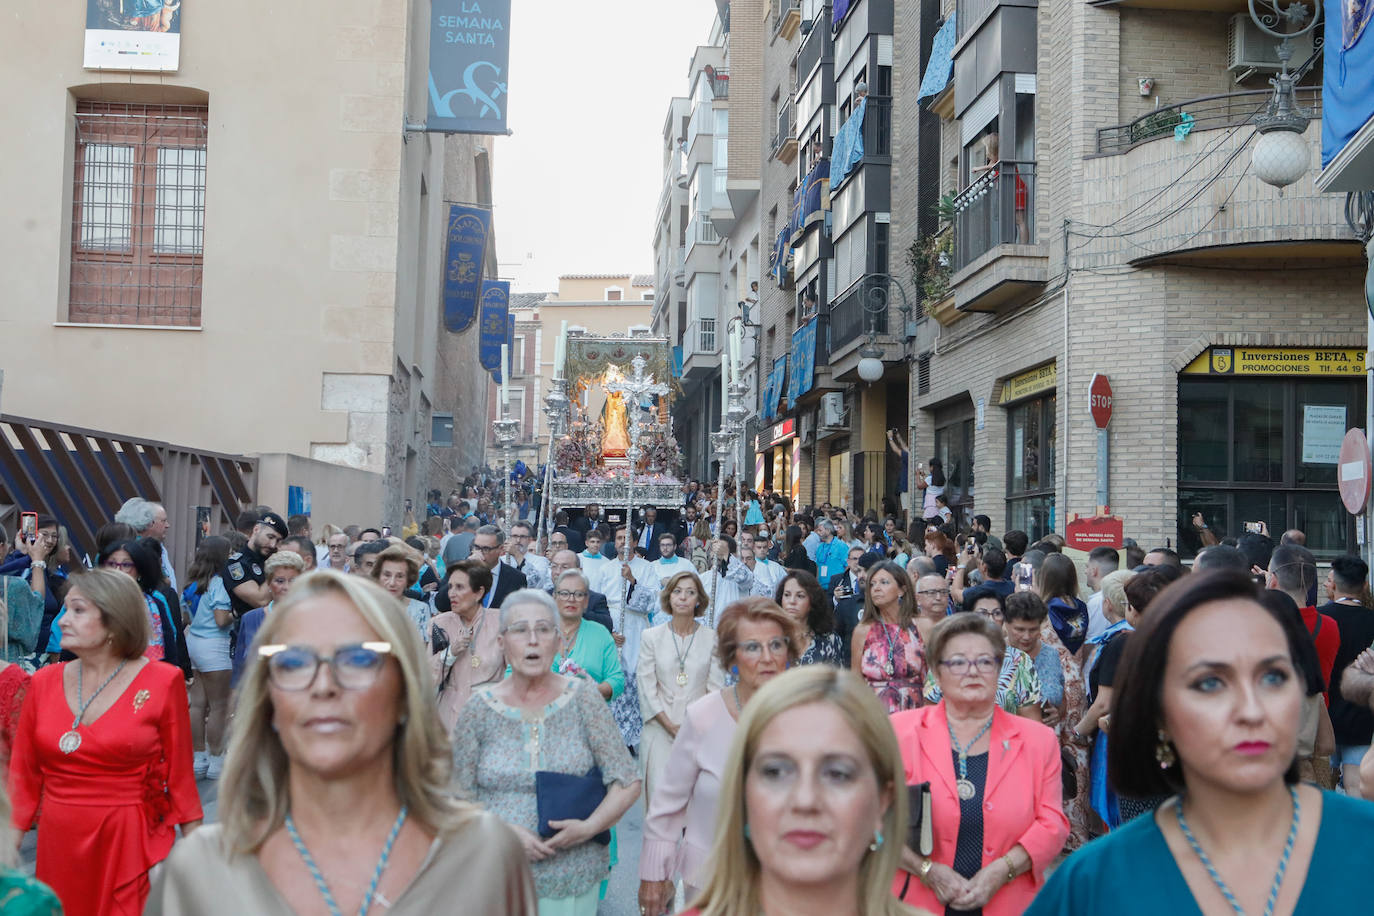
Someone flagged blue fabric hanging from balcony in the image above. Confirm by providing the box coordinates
[789,159,831,243]
[1322,5,1374,167]
[788,318,818,403]
[830,97,867,187]
[761,356,789,422]
[917,14,957,101]
[769,229,793,285]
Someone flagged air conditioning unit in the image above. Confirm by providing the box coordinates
[820,391,848,428]
[1227,13,1315,76]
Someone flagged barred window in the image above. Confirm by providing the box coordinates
[69,101,208,326]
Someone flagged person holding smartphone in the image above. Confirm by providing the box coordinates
[0,515,65,661]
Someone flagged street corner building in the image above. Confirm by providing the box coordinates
[0,0,503,562]
[652,0,1367,562]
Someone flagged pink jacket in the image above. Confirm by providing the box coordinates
[890,703,1068,916]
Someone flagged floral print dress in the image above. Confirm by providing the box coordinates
[859,622,926,713]
[1042,620,1093,850]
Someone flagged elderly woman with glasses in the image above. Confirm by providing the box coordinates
[638,598,799,916]
[890,613,1067,915]
[452,589,640,916]
[147,570,536,915]
[546,570,625,700]
[922,593,1044,721]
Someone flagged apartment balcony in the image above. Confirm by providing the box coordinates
[950,161,1049,313]
[771,95,798,164]
[824,275,907,382]
[1082,108,1360,267]
[828,276,886,353]
[772,0,802,40]
[682,317,721,380]
[795,13,832,88]
[1095,88,1322,156]
[708,67,730,100]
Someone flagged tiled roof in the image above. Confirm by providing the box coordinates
[510,292,550,309]
[630,274,654,288]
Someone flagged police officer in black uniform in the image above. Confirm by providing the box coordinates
[224,511,287,617]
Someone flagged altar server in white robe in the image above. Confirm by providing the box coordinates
[740,529,786,597]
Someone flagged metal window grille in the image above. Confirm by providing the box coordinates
[70,101,208,326]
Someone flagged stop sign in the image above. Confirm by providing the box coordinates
[1088,374,1113,429]
[1338,428,1371,515]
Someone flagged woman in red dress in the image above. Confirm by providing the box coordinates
[8,569,202,916]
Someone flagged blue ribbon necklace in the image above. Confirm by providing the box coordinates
[1175,786,1298,916]
[947,714,995,800]
[285,805,408,916]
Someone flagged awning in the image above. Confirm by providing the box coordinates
[830,97,867,187]
[917,14,957,102]
[787,317,818,403]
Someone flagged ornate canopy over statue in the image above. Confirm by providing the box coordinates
[547,335,683,509]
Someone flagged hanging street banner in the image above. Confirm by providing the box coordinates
[479,280,510,382]
[427,0,512,134]
[442,204,491,333]
[84,0,181,71]
[787,318,818,403]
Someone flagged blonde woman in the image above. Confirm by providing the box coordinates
[146,570,536,914]
[637,570,725,801]
[678,666,925,916]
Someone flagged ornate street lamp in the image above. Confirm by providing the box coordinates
[1247,0,1322,190]
[855,274,914,383]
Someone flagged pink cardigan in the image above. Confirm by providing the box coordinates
[890,703,1068,916]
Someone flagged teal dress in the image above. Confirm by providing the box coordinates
[1026,791,1374,914]
[0,870,62,915]
[552,622,626,701]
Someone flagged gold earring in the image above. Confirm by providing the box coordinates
[1155,730,1176,769]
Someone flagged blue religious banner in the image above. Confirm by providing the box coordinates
[787,317,818,403]
[428,0,512,134]
[443,204,491,332]
[479,280,510,382]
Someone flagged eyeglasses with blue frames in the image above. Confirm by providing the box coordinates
[258,642,394,691]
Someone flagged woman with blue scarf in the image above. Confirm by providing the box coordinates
[1071,570,1136,829]
[1038,553,1090,654]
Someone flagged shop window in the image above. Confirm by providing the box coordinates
[1006,394,1055,541]
[935,416,975,525]
[1178,377,1362,558]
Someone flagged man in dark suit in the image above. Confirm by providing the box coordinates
[571,503,603,537]
[553,510,583,555]
[471,524,527,609]
[633,506,669,560]
[548,549,614,633]
[831,548,878,662]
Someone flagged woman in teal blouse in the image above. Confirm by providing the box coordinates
[550,570,625,701]
[1028,570,1374,914]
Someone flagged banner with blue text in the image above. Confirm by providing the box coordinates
[479,280,511,382]
[442,204,491,333]
[428,0,512,134]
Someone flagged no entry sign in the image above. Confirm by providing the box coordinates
[1339,428,1371,515]
[1089,374,1113,429]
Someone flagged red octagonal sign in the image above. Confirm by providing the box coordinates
[1338,428,1371,515]
[1088,374,1113,430]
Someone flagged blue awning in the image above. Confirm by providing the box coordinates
[830,97,867,187]
[917,15,957,101]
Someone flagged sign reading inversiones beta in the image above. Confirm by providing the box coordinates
[427,0,512,134]
[1181,347,1367,376]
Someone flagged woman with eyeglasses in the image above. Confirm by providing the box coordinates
[98,539,184,669]
[922,594,1045,722]
[890,613,1067,915]
[148,570,536,914]
[638,597,799,916]
[452,588,639,915]
[430,559,502,733]
[11,570,202,916]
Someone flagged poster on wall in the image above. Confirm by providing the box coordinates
[1302,405,1347,464]
[84,0,182,71]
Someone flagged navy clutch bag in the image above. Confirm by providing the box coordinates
[535,767,611,845]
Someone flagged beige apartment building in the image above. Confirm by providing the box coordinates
[893,0,1364,557]
[0,0,497,538]
[492,275,654,464]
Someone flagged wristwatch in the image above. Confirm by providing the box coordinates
[917,857,935,884]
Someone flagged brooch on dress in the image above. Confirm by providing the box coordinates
[132,689,151,712]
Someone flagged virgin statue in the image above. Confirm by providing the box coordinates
[601,391,630,457]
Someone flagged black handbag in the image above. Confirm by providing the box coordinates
[535,767,611,845]
[1061,746,1079,799]
[906,781,933,856]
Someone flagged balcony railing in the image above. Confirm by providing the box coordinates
[1095,87,1322,155]
[952,160,1036,273]
[684,317,718,362]
[772,0,801,38]
[771,95,797,160]
[711,73,730,100]
[686,212,720,249]
[828,276,887,353]
[795,13,831,86]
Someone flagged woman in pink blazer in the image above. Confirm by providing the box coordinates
[890,613,1068,915]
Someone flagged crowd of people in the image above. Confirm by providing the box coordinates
[0,470,1373,915]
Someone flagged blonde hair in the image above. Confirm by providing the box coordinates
[264,550,305,577]
[690,667,920,916]
[658,569,709,619]
[218,570,473,853]
[68,569,150,659]
[1099,569,1134,621]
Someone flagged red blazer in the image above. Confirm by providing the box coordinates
[890,703,1068,916]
